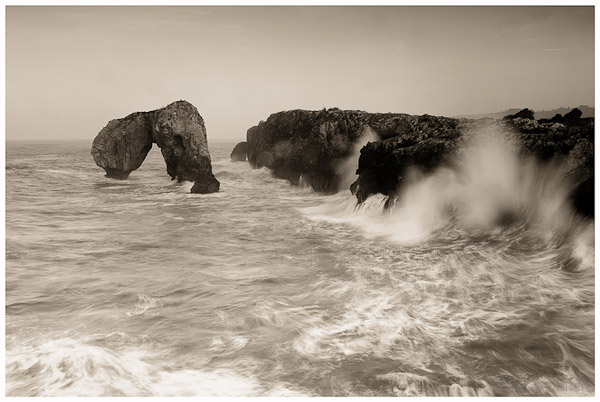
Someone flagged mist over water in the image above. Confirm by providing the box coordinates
[5,136,594,396]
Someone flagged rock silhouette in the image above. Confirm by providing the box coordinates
[230,142,248,162]
[503,108,535,120]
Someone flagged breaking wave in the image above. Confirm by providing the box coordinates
[303,126,593,264]
[6,336,305,397]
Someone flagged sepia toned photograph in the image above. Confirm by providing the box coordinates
[4,3,595,397]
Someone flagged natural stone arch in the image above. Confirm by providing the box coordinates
[91,100,219,193]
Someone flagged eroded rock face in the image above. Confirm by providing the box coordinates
[230,141,248,162]
[91,100,219,193]
[91,112,153,179]
[349,114,464,204]
[246,109,454,193]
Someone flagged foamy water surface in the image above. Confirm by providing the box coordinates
[5,138,594,396]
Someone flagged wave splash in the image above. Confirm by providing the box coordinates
[336,126,380,191]
[303,126,593,258]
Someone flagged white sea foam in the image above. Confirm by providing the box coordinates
[5,337,305,397]
[125,293,163,316]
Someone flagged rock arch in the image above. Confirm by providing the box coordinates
[91,100,219,193]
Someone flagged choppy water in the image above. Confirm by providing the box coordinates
[5,137,595,396]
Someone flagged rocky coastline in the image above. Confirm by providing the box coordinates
[245,108,593,217]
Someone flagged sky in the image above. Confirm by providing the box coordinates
[5,6,595,141]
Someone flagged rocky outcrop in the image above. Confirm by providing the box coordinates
[349,115,465,205]
[91,100,219,194]
[564,107,583,122]
[246,108,457,193]
[352,108,593,217]
[247,107,593,217]
[230,141,248,162]
[503,108,535,120]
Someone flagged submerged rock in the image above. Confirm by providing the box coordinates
[91,100,219,194]
[230,141,248,162]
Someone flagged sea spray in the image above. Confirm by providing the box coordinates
[303,125,592,249]
[335,126,380,191]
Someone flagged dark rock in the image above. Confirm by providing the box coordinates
[246,109,460,194]
[550,113,564,124]
[91,112,153,179]
[350,115,463,203]
[565,138,594,217]
[190,172,221,193]
[564,108,583,123]
[91,100,219,193]
[503,108,535,120]
[230,141,248,162]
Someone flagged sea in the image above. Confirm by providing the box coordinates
[5,134,595,397]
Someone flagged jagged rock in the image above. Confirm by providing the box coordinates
[246,109,463,194]
[354,115,594,217]
[349,115,464,204]
[564,108,583,123]
[503,108,535,120]
[565,138,594,216]
[91,100,219,193]
[230,142,248,162]
[190,171,221,193]
[511,117,540,132]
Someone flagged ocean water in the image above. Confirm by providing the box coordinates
[5,137,595,396]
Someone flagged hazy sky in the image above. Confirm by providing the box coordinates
[6,6,595,141]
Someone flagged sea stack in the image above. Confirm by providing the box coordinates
[91,100,220,194]
[230,141,248,162]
